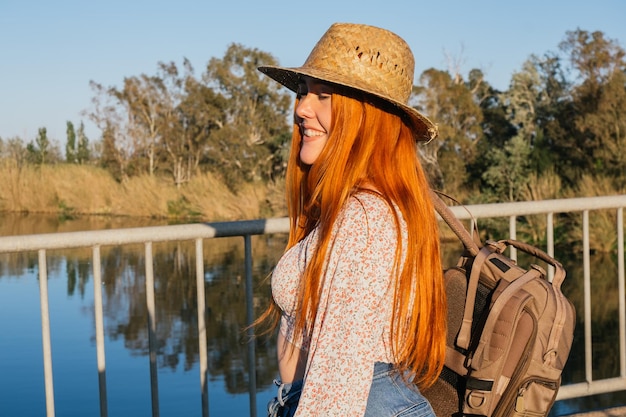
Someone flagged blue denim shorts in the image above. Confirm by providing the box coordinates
[364,362,436,417]
[267,362,435,417]
[267,379,302,417]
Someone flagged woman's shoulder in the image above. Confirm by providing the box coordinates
[339,191,397,230]
[346,190,392,215]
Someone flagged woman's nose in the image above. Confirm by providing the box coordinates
[295,94,313,120]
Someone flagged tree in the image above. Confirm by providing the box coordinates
[414,68,484,193]
[76,121,90,164]
[27,127,50,165]
[160,59,227,188]
[1,136,29,209]
[0,136,28,169]
[66,121,77,163]
[482,134,533,202]
[464,70,516,193]
[577,70,626,185]
[497,57,549,175]
[494,53,577,192]
[560,29,625,87]
[89,60,230,187]
[546,29,626,186]
[90,64,177,179]
[503,60,543,140]
[204,43,292,188]
[112,70,175,176]
[89,81,137,181]
[525,53,572,176]
[558,29,626,186]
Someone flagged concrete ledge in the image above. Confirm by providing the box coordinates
[564,406,626,416]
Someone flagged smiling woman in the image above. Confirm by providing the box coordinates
[256,22,445,417]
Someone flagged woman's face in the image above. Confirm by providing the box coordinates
[295,76,333,165]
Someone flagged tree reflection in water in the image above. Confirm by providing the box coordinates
[0,231,284,401]
[89,236,285,394]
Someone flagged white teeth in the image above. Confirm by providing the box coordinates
[303,129,324,137]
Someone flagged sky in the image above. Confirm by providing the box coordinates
[1,0,625,146]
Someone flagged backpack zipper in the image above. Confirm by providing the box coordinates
[492,307,536,417]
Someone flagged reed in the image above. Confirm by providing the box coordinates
[517,170,563,244]
[563,174,626,253]
[0,163,283,221]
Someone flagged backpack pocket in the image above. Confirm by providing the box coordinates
[504,377,559,417]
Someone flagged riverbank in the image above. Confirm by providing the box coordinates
[0,163,286,221]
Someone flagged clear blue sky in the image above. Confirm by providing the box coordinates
[1,0,624,145]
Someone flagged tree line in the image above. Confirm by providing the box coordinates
[1,28,624,202]
[416,28,626,202]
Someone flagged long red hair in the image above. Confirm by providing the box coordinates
[261,90,446,388]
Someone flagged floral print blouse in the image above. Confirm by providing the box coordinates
[272,192,406,416]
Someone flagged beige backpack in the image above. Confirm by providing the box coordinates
[424,192,576,417]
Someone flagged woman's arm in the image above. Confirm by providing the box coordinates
[278,330,307,383]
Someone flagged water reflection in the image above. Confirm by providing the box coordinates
[86,237,283,395]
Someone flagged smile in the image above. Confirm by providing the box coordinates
[303,129,325,137]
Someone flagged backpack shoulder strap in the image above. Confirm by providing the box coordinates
[430,190,485,350]
[430,190,480,257]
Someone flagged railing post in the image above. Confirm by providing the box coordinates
[547,212,555,282]
[583,210,592,384]
[145,242,160,417]
[92,246,108,417]
[617,208,625,378]
[195,238,210,417]
[244,235,257,417]
[509,215,517,261]
[38,249,55,417]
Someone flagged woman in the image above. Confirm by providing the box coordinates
[258,23,446,417]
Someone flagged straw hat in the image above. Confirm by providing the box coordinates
[258,23,438,142]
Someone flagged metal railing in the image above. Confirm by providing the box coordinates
[1,218,288,417]
[0,195,625,416]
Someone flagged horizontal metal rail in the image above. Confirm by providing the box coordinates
[0,217,291,253]
[1,194,625,414]
[4,195,626,254]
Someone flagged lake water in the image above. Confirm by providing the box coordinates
[0,212,624,416]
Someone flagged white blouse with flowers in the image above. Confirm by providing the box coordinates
[272,191,406,416]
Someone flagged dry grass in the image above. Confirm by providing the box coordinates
[516,171,563,243]
[0,163,282,221]
[563,175,626,253]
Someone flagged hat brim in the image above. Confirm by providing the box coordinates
[258,65,438,142]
